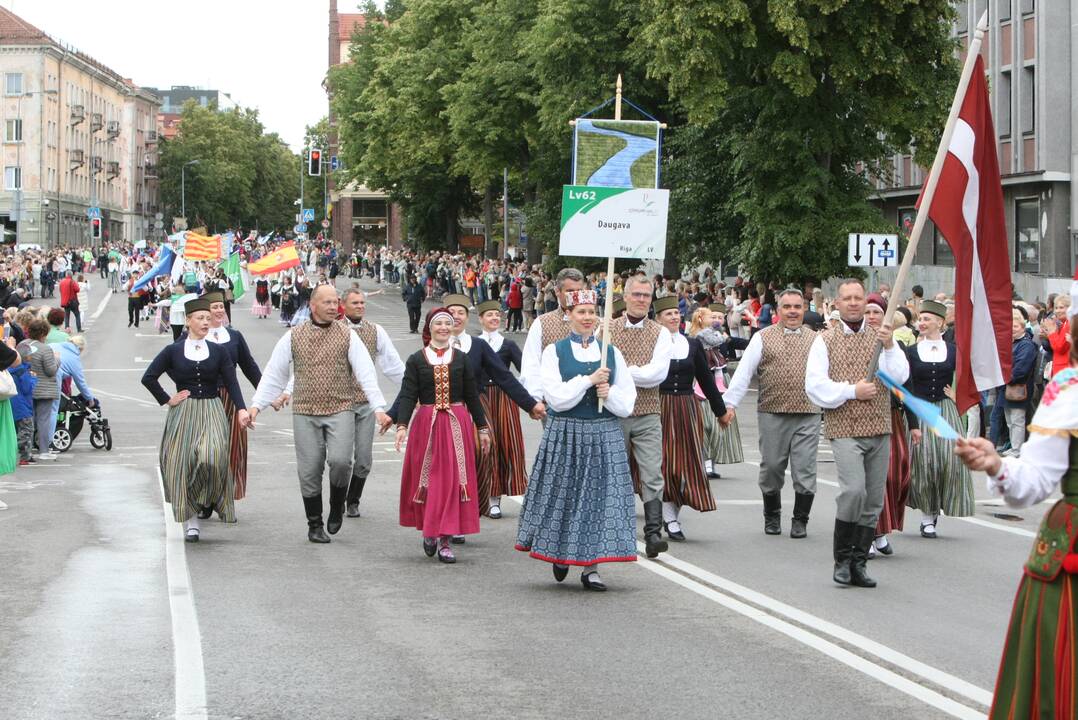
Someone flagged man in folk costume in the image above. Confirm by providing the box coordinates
[607,274,674,558]
[250,285,389,543]
[520,268,586,402]
[805,281,909,587]
[341,288,405,518]
[724,287,821,538]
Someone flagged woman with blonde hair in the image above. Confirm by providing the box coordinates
[689,305,746,477]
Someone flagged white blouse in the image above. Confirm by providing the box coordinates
[207,326,231,345]
[423,346,454,366]
[916,338,946,362]
[479,330,504,353]
[669,331,690,360]
[539,339,636,418]
[183,337,209,361]
[988,431,1070,508]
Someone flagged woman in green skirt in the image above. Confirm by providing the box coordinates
[956,352,1078,719]
[689,306,745,473]
[141,298,250,542]
[904,300,973,538]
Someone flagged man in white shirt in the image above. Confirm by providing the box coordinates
[724,288,820,538]
[805,280,909,588]
[519,268,585,402]
[251,285,389,544]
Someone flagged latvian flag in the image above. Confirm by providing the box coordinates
[918,55,1013,413]
[182,232,222,261]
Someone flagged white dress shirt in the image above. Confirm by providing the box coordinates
[804,322,910,409]
[349,320,406,384]
[539,340,636,418]
[987,430,1069,508]
[183,337,209,362]
[609,317,673,389]
[521,313,567,401]
[451,332,473,353]
[252,328,386,411]
[724,326,809,409]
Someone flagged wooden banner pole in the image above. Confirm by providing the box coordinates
[597,75,623,412]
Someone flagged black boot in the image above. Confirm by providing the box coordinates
[326,484,347,535]
[346,474,366,518]
[304,494,330,544]
[762,491,782,535]
[643,499,668,558]
[832,519,856,585]
[790,492,814,539]
[849,525,878,588]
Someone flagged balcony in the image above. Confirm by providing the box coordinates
[90,155,103,174]
[106,161,120,178]
[90,112,103,133]
[69,148,85,166]
[70,104,85,125]
[106,120,120,139]
[146,130,158,144]
[144,163,157,178]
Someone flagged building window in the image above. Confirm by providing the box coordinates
[4,166,21,190]
[5,119,21,143]
[998,0,1011,21]
[998,71,1012,137]
[4,73,22,96]
[1015,198,1040,272]
[933,226,954,266]
[1020,66,1035,135]
[1020,0,1034,15]
[955,2,969,34]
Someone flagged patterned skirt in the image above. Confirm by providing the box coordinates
[877,408,910,534]
[219,387,249,501]
[660,394,716,512]
[485,386,528,498]
[990,571,1078,718]
[516,415,637,566]
[474,394,496,517]
[399,404,480,537]
[906,398,974,517]
[159,397,232,523]
[701,398,744,464]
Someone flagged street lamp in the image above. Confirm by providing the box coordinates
[181,159,201,221]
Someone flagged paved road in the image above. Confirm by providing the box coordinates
[0,276,1043,719]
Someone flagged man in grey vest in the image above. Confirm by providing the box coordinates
[724,288,820,538]
[805,281,909,587]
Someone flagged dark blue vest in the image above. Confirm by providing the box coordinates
[550,337,616,420]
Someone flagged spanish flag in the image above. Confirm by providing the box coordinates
[248,242,301,276]
[182,232,222,261]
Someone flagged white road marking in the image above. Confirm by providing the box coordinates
[94,388,158,408]
[84,368,144,372]
[157,469,208,720]
[90,290,112,320]
[135,334,172,339]
[954,516,1036,538]
[0,498,7,510]
[134,357,149,364]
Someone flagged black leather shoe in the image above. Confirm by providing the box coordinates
[762,491,782,535]
[422,537,437,557]
[706,470,721,480]
[303,494,330,544]
[345,501,361,518]
[326,484,347,535]
[849,525,877,588]
[790,492,813,539]
[832,519,855,585]
[451,535,466,545]
[580,572,606,592]
[196,506,213,520]
[552,564,569,582]
[664,522,686,542]
[642,499,668,558]
[875,536,894,556]
[308,526,331,544]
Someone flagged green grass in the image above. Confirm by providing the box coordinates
[630,150,658,188]
[591,119,659,140]
[575,134,626,184]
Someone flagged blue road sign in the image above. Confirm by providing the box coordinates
[294,223,307,234]
[86,207,101,220]
[302,208,315,223]
[330,155,340,171]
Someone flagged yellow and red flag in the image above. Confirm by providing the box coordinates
[248,242,301,276]
[182,232,222,261]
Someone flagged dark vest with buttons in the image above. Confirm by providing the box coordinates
[904,341,956,402]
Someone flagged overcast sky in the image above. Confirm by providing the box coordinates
[7,0,361,151]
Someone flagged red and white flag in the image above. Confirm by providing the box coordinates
[918,56,1013,414]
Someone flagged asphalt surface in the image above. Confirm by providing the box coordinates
[0,274,1047,719]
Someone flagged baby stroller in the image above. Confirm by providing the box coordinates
[52,393,113,452]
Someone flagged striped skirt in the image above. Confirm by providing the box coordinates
[700,398,744,465]
[906,398,974,517]
[475,394,496,517]
[159,397,232,523]
[485,386,528,498]
[219,387,249,501]
[877,408,910,535]
[660,394,716,512]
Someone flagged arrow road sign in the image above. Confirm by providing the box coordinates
[848,233,899,268]
[302,208,315,223]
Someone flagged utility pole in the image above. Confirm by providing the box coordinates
[502,167,508,261]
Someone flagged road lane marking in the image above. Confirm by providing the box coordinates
[84,368,145,372]
[93,388,158,408]
[90,290,112,320]
[953,516,1036,538]
[157,469,208,720]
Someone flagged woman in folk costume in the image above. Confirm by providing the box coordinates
[688,305,747,476]
[516,289,638,592]
[904,299,973,540]
[954,293,1078,719]
[200,292,262,519]
[654,296,728,541]
[475,299,528,518]
[141,297,250,542]
[251,277,272,319]
[395,307,491,564]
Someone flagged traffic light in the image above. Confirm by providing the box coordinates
[90,218,102,241]
[308,148,322,176]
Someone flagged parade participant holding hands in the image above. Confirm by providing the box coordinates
[519,268,585,401]
[395,308,490,564]
[141,298,251,543]
[516,290,637,591]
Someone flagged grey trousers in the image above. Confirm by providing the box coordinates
[1005,407,1027,452]
[33,398,53,455]
[621,413,663,502]
[293,411,355,498]
[758,412,820,495]
[352,402,376,480]
[829,435,890,527]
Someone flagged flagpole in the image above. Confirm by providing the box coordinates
[870,11,988,374]
[597,74,622,413]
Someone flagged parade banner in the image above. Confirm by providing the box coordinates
[573,119,661,189]
[558,185,669,260]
